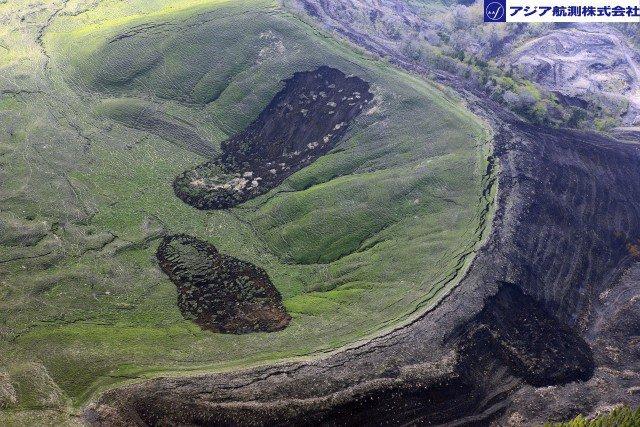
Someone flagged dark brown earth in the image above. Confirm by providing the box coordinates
[156,235,290,334]
[454,282,594,388]
[173,66,374,209]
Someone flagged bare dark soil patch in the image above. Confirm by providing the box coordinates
[173,66,374,209]
[156,234,290,334]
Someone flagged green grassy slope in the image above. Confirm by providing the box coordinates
[547,406,640,427]
[0,0,493,421]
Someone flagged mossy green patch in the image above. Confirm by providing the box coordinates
[546,406,640,427]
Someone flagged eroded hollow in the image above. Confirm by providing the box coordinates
[174,65,374,209]
[454,282,595,387]
[156,234,290,334]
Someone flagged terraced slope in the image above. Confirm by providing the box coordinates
[0,0,491,422]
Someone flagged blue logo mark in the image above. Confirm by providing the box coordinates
[484,0,506,22]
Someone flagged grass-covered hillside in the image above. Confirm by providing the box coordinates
[0,0,493,423]
[547,406,640,427]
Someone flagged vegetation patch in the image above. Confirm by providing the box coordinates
[157,234,290,334]
[97,98,217,158]
[173,66,374,209]
[546,406,640,427]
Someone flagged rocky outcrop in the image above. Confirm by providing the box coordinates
[507,25,640,127]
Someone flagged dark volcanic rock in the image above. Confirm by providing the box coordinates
[156,234,290,334]
[456,282,594,388]
[173,66,374,209]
